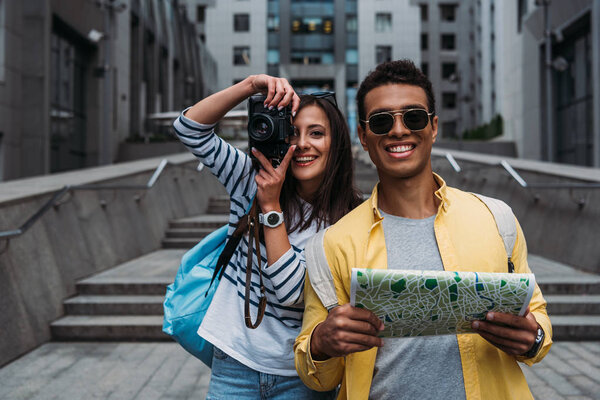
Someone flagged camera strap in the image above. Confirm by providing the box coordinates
[244,199,267,329]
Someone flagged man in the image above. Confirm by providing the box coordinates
[294,60,552,400]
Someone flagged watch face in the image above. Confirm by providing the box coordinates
[267,213,280,226]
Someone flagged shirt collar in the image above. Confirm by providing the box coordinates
[368,172,450,220]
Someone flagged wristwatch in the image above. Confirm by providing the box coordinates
[258,211,284,228]
[522,326,545,358]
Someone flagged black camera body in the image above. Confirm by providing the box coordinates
[247,94,294,162]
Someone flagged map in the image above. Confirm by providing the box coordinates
[350,269,535,337]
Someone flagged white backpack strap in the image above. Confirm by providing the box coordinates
[472,193,517,273]
[304,228,339,311]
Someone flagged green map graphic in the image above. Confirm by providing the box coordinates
[350,269,535,337]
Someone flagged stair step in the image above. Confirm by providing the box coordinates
[63,295,164,315]
[169,214,229,229]
[537,277,600,295]
[549,315,600,341]
[545,295,600,315]
[76,278,171,295]
[162,238,202,249]
[165,228,214,238]
[51,316,169,341]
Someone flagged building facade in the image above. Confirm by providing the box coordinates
[0,0,217,181]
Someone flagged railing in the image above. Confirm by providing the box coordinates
[0,159,200,252]
[436,151,600,208]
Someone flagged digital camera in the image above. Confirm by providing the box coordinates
[247,94,294,163]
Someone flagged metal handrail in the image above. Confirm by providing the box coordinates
[0,159,175,243]
[438,152,600,189]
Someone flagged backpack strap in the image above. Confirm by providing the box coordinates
[305,228,339,311]
[472,193,517,273]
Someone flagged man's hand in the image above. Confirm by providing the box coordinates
[471,307,540,356]
[310,304,384,361]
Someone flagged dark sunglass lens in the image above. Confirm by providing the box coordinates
[403,110,429,130]
[369,114,394,135]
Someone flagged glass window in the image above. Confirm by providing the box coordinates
[441,33,456,50]
[234,14,250,32]
[442,62,457,79]
[233,46,250,65]
[517,0,527,33]
[267,49,279,65]
[440,4,458,22]
[376,45,392,64]
[420,4,428,21]
[375,13,392,32]
[442,121,457,138]
[346,14,357,32]
[442,92,457,109]
[268,15,279,32]
[346,49,358,64]
[291,17,333,34]
[421,62,429,76]
[421,33,428,50]
[291,50,334,65]
[196,6,205,23]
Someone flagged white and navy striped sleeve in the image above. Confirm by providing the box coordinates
[173,109,255,208]
[263,246,306,307]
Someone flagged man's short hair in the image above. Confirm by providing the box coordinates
[356,59,436,129]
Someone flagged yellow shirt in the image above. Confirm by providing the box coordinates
[295,174,552,400]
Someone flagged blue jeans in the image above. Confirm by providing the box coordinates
[206,347,336,400]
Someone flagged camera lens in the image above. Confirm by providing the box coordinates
[249,115,274,141]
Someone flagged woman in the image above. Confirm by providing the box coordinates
[173,74,361,399]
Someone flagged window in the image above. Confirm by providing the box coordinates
[420,4,428,21]
[346,49,358,64]
[442,92,457,109]
[442,62,457,80]
[441,34,456,50]
[346,14,357,32]
[291,50,334,65]
[421,62,429,76]
[440,4,458,22]
[196,5,205,23]
[442,121,457,138]
[267,49,279,65]
[421,33,428,50]
[233,46,250,65]
[234,14,250,32]
[517,0,528,33]
[268,15,279,32]
[375,13,392,32]
[376,46,392,64]
[291,17,334,34]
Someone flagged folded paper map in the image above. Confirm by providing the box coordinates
[350,269,535,337]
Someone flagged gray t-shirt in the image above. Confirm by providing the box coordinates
[369,211,466,400]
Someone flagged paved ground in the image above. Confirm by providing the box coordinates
[0,341,598,399]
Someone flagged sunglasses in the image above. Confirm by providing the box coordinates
[361,109,434,135]
[309,91,338,108]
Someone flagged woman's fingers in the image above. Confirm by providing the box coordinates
[277,145,296,171]
[251,147,275,175]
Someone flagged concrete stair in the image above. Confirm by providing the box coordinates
[51,196,229,341]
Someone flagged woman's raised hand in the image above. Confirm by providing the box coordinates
[250,75,301,117]
[251,145,296,212]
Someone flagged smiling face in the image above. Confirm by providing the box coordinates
[358,83,438,182]
[289,104,332,197]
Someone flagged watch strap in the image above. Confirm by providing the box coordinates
[523,326,545,358]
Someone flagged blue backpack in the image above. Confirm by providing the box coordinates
[162,224,228,367]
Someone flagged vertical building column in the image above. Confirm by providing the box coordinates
[593,0,600,167]
[334,0,346,114]
[279,0,291,76]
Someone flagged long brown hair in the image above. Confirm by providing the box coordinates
[280,95,362,232]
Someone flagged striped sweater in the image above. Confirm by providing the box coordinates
[174,110,320,375]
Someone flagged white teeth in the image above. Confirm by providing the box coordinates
[387,144,414,153]
[295,156,316,162]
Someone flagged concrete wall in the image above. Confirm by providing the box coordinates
[0,153,225,367]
